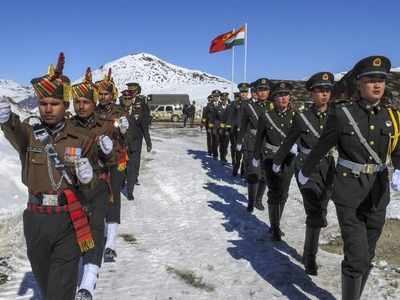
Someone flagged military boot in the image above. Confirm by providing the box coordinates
[268,203,282,241]
[254,181,267,211]
[247,183,258,213]
[342,273,362,300]
[359,266,372,299]
[303,226,321,276]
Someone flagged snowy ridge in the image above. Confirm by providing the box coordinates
[0,79,34,103]
[82,52,235,104]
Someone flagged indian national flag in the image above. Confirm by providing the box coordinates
[224,26,245,47]
[209,25,246,53]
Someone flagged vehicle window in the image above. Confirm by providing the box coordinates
[157,106,165,112]
[166,106,173,112]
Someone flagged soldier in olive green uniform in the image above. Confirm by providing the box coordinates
[237,78,273,213]
[228,83,250,176]
[71,68,117,300]
[94,70,129,262]
[201,95,214,155]
[216,92,230,163]
[0,53,96,300]
[120,86,152,201]
[273,73,335,274]
[299,56,400,300]
[252,82,296,241]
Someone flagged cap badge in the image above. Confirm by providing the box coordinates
[280,83,285,88]
[386,120,392,127]
[322,73,329,80]
[373,57,382,67]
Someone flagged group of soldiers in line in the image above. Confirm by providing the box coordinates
[202,55,400,300]
[0,53,151,300]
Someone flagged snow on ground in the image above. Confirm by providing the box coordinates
[0,126,399,299]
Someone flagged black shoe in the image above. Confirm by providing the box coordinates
[303,227,321,276]
[268,227,285,237]
[254,198,265,211]
[127,193,134,201]
[75,289,93,300]
[104,248,117,262]
[342,273,362,300]
[304,255,318,276]
[135,180,140,186]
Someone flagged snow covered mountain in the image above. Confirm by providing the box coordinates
[82,52,235,104]
[0,79,34,103]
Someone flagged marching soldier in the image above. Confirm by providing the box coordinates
[0,53,96,299]
[124,82,152,188]
[228,84,249,176]
[250,81,258,101]
[299,56,400,300]
[252,81,296,241]
[120,88,152,201]
[202,91,220,158]
[237,78,273,212]
[71,68,116,300]
[216,92,230,163]
[272,72,335,274]
[201,95,214,156]
[95,70,129,262]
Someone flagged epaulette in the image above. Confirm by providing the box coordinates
[332,98,352,106]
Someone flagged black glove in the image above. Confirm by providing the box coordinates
[147,144,152,152]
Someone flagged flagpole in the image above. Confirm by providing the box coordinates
[231,36,235,95]
[244,23,248,82]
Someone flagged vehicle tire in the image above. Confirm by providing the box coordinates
[171,115,179,122]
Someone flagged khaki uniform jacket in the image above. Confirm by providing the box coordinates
[1,113,94,194]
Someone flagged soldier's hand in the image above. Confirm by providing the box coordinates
[298,169,309,185]
[147,144,152,152]
[290,144,298,155]
[98,135,113,155]
[75,158,93,184]
[0,97,11,124]
[119,116,129,134]
[272,163,281,174]
[236,143,242,152]
[391,169,400,191]
[252,158,260,168]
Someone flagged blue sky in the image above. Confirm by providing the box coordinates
[1,0,399,84]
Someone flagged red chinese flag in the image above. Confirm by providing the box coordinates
[209,30,235,53]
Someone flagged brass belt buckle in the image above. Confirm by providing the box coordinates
[364,164,375,175]
[42,194,58,206]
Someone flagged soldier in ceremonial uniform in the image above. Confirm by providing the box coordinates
[71,68,116,300]
[95,70,129,262]
[0,53,95,300]
[201,95,214,156]
[272,73,335,274]
[237,78,273,212]
[202,91,220,158]
[120,87,152,201]
[228,83,249,176]
[252,82,296,241]
[216,92,230,163]
[123,83,152,189]
[299,56,400,300]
